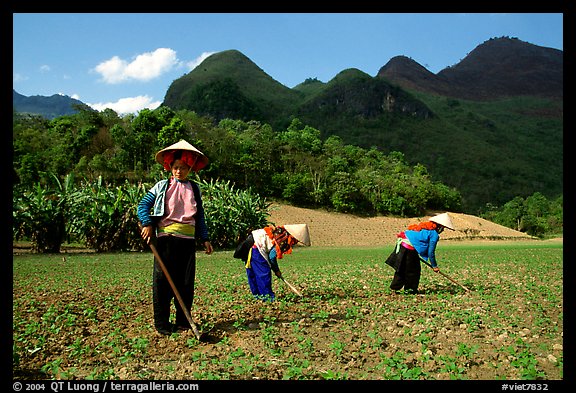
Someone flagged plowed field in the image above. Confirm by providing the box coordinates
[12,205,563,381]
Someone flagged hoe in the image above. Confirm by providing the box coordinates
[139,224,204,340]
[421,257,471,292]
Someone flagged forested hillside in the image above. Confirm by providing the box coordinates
[13,107,462,218]
[13,37,563,214]
[160,38,563,212]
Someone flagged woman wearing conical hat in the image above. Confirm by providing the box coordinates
[234,224,310,301]
[385,213,454,294]
[137,140,214,335]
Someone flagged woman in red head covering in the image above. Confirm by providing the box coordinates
[137,140,213,335]
[385,213,454,294]
[234,224,310,301]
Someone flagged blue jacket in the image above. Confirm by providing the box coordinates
[137,178,210,241]
[404,229,440,268]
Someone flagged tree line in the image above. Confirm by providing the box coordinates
[13,105,562,252]
[13,105,462,216]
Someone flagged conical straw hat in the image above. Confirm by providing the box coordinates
[283,224,311,246]
[429,213,455,230]
[155,139,209,172]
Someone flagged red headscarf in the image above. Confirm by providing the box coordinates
[162,150,200,171]
[263,225,298,259]
[407,221,438,231]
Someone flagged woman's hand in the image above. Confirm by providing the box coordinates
[140,225,153,244]
[204,241,214,255]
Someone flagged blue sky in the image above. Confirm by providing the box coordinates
[13,13,563,115]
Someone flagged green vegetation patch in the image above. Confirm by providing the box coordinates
[13,243,562,380]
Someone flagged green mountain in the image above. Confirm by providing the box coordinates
[163,49,302,130]
[162,38,562,213]
[12,90,92,119]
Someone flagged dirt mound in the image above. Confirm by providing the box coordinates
[267,203,537,247]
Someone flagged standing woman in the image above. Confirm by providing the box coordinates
[138,140,214,335]
[385,213,454,294]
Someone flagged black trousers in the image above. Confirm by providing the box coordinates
[152,235,196,331]
[389,246,421,293]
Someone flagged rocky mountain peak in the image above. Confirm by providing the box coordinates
[378,37,562,101]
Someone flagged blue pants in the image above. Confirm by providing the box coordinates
[246,246,275,301]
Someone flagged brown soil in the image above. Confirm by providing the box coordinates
[267,203,550,247]
[12,204,563,381]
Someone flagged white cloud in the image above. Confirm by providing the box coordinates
[186,51,216,71]
[13,73,28,83]
[93,48,179,84]
[71,94,80,100]
[87,95,161,115]
[40,65,51,73]
[93,56,129,84]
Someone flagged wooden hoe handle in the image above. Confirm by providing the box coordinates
[140,224,202,339]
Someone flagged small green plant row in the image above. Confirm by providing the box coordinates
[12,173,270,253]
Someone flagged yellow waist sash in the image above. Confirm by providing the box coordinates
[245,247,253,269]
[158,223,195,237]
